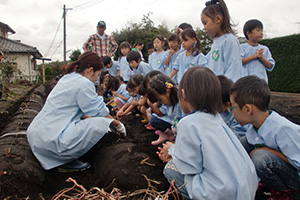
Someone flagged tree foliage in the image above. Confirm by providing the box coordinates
[69,49,81,62]
[111,12,172,61]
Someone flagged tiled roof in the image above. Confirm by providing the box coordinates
[0,36,42,58]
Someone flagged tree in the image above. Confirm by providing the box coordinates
[69,49,81,62]
[111,12,172,61]
[195,28,213,55]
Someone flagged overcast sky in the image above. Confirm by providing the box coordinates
[1,0,300,63]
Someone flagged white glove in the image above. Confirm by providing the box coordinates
[115,122,127,137]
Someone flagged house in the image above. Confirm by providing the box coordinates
[0,21,43,80]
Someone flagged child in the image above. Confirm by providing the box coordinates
[132,41,144,61]
[158,66,258,199]
[147,74,184,145]
[241,19,275,83]
[148,35,166,72]
[102,56,120,77]
[139,70,173,131]
[127,51,152,76]
[162,34,182,83]
[217,75,249,139]
[118,41,134,83]
[146,42,155,56]
[26,52,126,172]
[229,75,300,197]
[105,75,130,110]
[201,0,242,82]
[170,28,207,84]
[116,74,144,120]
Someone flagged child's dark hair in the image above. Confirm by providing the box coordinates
[133,41,144,48]
[146,42,154,50]
[127,74,143,90]
[102,56,112,66]
[105,75,120,91]
[217,75,234,104]
[116,75,124,83]
[202,0,235,35]
[178,23,193,31]
[148,74,178,110]
[66,51,103,73]
[179,66,222,115]
[168,34,181,43]
[181,28,201,56]
[127,51,141,63]
[229,76,270,111]
[139,70,163,96]
[118,41,131,60]
[243,19,263,40]
[153,35,168,50]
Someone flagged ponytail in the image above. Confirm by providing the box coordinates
[65,51,103,74]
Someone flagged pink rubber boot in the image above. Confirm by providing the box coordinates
[151,129,174,145]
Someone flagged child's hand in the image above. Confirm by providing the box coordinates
[255,48,264,58]
[116,110,124,120]
[169,48,176,56]
[156,142,173,162]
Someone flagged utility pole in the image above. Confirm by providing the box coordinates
[63,5,72,65]
[296,22,300,33]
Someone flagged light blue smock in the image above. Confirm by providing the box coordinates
[240,43,275,83]
[127,94,141,104]
[169,111,258,199]
[148,50,165,72]
[206,33,243,82]
[164,103,184,127]
[132,61,152,76]
[246,111,300,175]
[161,49,183,83]
[103,60,120,77]
[26,72,113,170]
[173,50,208,84]
[118,56,134,82]
[220,110,250,139]
[114,83,130,105]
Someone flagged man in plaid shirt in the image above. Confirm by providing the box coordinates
[83,21,118,58]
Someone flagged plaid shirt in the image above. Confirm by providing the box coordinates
[83,33,118,57]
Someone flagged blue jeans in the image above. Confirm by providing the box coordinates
[150,115,171,132]
[163,160,190,199]
[240,136,300,191]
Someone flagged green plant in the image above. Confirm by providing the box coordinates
[260,34,300,92]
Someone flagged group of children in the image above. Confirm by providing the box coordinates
[92,0,300,199]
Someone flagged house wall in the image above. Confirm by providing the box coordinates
[1,53,39,80]
[0,28,8,38]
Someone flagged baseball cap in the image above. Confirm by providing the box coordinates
[97,21,106,28]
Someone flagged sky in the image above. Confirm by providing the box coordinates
[1,0,300,63]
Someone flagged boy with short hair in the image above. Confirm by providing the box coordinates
[162,34,182,83]
[102,56,120,77]
[146,42,155,56]
[126,51,152,76]
[241,19,275,83]
[229,75,300,198]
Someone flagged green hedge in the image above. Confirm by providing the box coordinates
[260,34,300,92]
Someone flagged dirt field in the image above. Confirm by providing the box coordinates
[0,82,299,199]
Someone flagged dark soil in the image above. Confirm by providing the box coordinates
[0,83,299,199]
